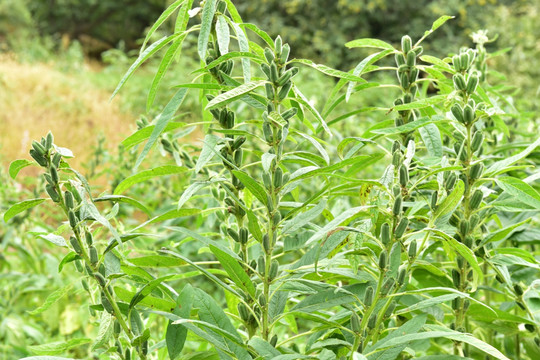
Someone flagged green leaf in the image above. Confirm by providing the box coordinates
[147,34,187,111]
[37,233,67,247]
[129,255,185,267]
[496,177,540,210]
[4,198,47,222]
[195,52,261,74]
[113,165,188,195]
[420,55,455,73]
[230,22,251,82]
[282,199,326,235]
[291,59,366,83]
[372,116,444,135]
[216,15,230,55]
[140,0,185,53]
[305,206,369,247]
[167,284,194,359]
[425,15,454,35]
[120,122,188,150]
[206,80,266,110]
[393,95,446,111]
[231,170,268,206]
[367,327,510,360]
[9,159,33,179]
[433,180,464,221]
[419,123,442,158]
[136,88,188,170]
[114,286,176,312]
[481,218,530,245]
[248,337,280,359]
[487,137,540,176]
[94,195,151,216]
[20,357,76,360]
[292,84,331,136]
[210,245,256,297]
[198,0,218,59]
[346,50,392,102]
[111,34,180,99]
[58,252,79,272]
[291,284,364,312]
[28,338,91,356]
[92,312,113,351]
[396,294,460,315]
[195,134,222,173]
[345,38,395,50]
[27,285,72,315]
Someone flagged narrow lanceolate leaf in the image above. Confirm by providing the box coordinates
[81,199,121,245]
[141,0,185,53]
[9,159,33,179]
[167,284,194,359]
[4,198,47,222]
[194,52,261,74]
[305,206,368,246]
[114,287,176,312]
[136,88,188,170]
[292,84,331,136]
[419,123,443,158]
[20,357,76,360]
[231,170,268,205]
[37,234,67,247]
[178,182,209,209]
[372,116,444,135]
[230,22,251,82]
[111,34,180,99]
[419,15,455,42]
[433,180,464,221]
[113,165,188,195]
[282,199,327,234]
[92,312,113,351]
[290,59,366,82]
[346,50,392,102]
[206,80,266,110]
[198,0,218,59]
[216,15,230,55]
[345,38,395,50]
[94,195,151,216]
[120,122,187,150]
[27,285,72,315]
[28,338,91,356]
[195,134,222,173]
[210,245,256,297]
[487,136,540,176]
[481,219,530,245]
[147,33,187,111]
[396,294,460,315]
[496,177,540,210]
[393,95,446,111]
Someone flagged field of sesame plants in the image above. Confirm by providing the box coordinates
[2,0,540,359]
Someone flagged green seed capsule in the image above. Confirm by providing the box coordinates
[408,240,417,258]
[469,214,479,229]
[395,217,409,238]
[227,228,240,242]
[451,104,464,123]
[269,62,279,84]
[463,104,474,124]
[381,223,391,246]
[466,74,479,94]
[392,195,402,216]
[262,172,272,190]
[45,184,60,202]
[30,149,48,167]
[431,192,438,209]
[397,268,407,286]
[470,189,483,210]
[401,35,412,53]
[64,191,75,209]
[368,313,377,330]
[239,228,248,245]
[274,36,282,54]
[273,167,283,188]
[277,69,293,86]
[280,43,290,63]
[384,302,397,318]
[94,272,106,287]
[272,211,281,226]
[379,250,387,270]
[114,319,121,335]
[406,50,416,67]
[525,324,536,333]
[258,294,266,307]
[445,173,457,191]
[514,284,524,296]
[257,256,266,275]
[392,152,401,167]
[453,73,467,91]
[216,0,227,13]
[70,236,81,254]
[32,140,46,155]
[395,53,406,66]
[263,122,273,143]
[50,166,59,184]
[381,277,395,296]
[234,149,243,166]
[278,81,292,101]
[232,136,246,150]
[452,297,460,310]
[45,132,54,150]
[125,349,131,360]
[267,194,274,212]
[399,72,410,89]
[470,163,484,180]
[90,246,98,265]
[238,303,250,321]
[392,185,401,197]
[269,260,279,281]
[263,234,271,252]
[409,67,419,83]
[399,165,408,187]
[264,47,274,63]
[281,107,297,121]
[270,334,278,347]
[459,219,470,235]
[350,312,361,333]
[81,279,89,291]
[101,292,114,314]
[471,131,483,152]
[452,269,461,288]
[68,210,78,228]
[364,286,374,307]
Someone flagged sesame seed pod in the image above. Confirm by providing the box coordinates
[514,284,524,296]
[471,131,484,152]
[350,312,361,333]
[431,191,438,209]
[278,81,292,101]
[68,210,78,228]
[401,35,412,53]
[227,228,240,242]
[381,277,395,296]
[452,269,461,288]
[397,268,407,286]
[466,73,479,94]
[463,104,475,124]
[45,184,60,202]
[239,228,249,245]
[381,223,391,246]
[281,107,297,121]
[392,195,402,216]
[264,48,274,63]
[269,260,279,281]
[395,217,409,238]
[367,314,377,330]
[406,51,416,67]
[364,286,374,307]
[470,163,484,180]
[257,256,266,275]
[263,234,271,253]
[408,240,417,258]
[399,165,408,187]
[379,251,387,270]
[469,189,483,210]
[269,62,279,84]
[273,167,283,188]
[70,236,81,254]
[453,73,467,91]
[50,166,59,184]
[451,104,464,123]
[280,44,290,63]
[89,246,98,265]
[94,273,106,287]
[395,53,406,66]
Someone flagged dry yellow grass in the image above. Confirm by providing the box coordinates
[0,55,135,170]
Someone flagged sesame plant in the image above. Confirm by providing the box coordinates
[4,1,540,359]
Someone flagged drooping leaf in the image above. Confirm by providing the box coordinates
[345,38,395,50]
[113,165,188,195]
[210,245,256,297]
[167,284,194,359]
[4,198,47,222]
[28,338,91,356]
[9,159,34,179]
[206,80,267,110]
[496,177,540,210]
[433,180,464,221]
[198,0,218,59]
[215,15,230,55]
[27,285,72,315]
